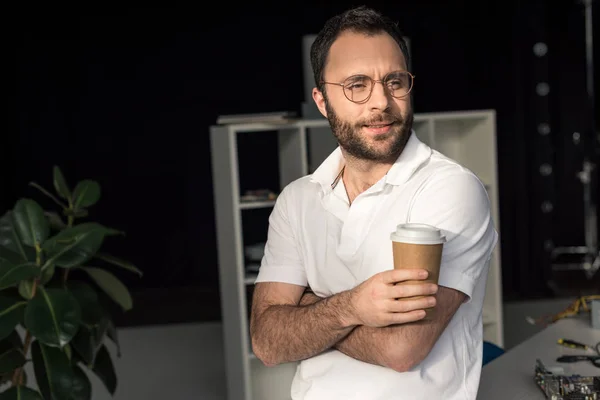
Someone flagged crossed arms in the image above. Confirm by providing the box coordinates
[249,278,466,372]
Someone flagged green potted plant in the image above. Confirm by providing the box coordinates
[0,166,142,399]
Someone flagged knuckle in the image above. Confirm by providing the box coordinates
[396,299,409,312]
[397,285,408,297]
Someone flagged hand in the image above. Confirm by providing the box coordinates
[347,269,438,327]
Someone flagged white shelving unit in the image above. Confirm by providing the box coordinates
[210,109,504,400]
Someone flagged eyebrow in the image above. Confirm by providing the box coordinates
[343,69,408,80]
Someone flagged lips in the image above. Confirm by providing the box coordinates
[364,122,394,128]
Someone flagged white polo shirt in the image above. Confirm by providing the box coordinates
[255,131,498,400]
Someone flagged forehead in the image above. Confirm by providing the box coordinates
[325,31,406,80]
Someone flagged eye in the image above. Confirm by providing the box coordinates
[385,72,410,90]
[344,76,370,91]
[387,79,405,90]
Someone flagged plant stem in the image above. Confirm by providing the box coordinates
[12,280,38,386]
[63,214,74,284]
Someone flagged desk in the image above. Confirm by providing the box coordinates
[477,318,599,399]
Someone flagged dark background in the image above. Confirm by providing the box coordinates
[13,1,599,325]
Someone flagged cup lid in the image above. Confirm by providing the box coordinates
[390,223,446,244]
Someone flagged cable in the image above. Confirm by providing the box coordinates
[526,295,600,326]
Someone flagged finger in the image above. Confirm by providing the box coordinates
[389,309,427,324]
[381,268,429,284]
[387,296,437,313]
[389,283,438,299]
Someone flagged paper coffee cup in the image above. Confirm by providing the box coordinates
[390,223,446,319]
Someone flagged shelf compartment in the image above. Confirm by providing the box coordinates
[240,200,276,210]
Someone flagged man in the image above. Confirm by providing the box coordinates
[250,5,497,400]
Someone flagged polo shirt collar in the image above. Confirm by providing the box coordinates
[309,130,432,191]
[385,130,432,185]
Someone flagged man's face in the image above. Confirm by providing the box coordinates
[313,31,413,164]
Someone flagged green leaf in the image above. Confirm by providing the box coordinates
[95,252,143,276]
[72,180,101,209]
[64,343,72,361]
[0,295,27,340]
[53,165,71,201]
[71,365,92,400]
[68,282,105,326]
[24,287,81,348]
[13,199,50,248]
[31,341,76,400]
[0,248,23,267]
[106,319,120,357]
[82,267,132,311]
[0,331,23,386]
[18,280,35,300]
[6,331,22,349]
[0,338,25,375]
[92,345,117,395]
[0,263,39,291]
[71,318,109,366]
[42,223,121,270]
[40,263,55,285]
[0,212,29,263]
[0,385,43,400]
[45,211,67,231]
[29,182,68,210]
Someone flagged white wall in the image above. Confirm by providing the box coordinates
[92,322,227,400]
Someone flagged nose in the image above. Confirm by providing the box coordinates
[367,81,392,112]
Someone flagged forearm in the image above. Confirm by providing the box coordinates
[300,292,402,367]
[334,324,416,371]
[251,290,356,366]
[300,291,421,369]
[335,287,464,371]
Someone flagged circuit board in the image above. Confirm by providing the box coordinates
[535,359,599,399]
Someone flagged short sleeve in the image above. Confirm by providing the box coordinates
[407,171,498,302]
[254,186,307,287]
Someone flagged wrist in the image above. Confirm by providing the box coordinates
[335,289,360,328]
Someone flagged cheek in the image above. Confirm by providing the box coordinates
[337,103,366,123]
[394,98,411,114]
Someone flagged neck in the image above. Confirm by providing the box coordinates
[341,153,394,202]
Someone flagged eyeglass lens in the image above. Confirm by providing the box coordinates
[343,71,412,103]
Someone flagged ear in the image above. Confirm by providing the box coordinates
[312,87,328,118]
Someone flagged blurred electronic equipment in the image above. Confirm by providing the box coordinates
[534,359,599,399]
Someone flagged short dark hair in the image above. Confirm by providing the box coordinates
[310,6,410,92]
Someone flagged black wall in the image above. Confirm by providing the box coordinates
[13,1,599,324]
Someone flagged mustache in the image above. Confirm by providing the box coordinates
[360,113,403,126]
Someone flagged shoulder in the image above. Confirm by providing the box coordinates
[271,175,317,216]
[277,175,318,203]
[408,154,494,237]
[417,153,489,208]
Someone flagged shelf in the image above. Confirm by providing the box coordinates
[239,200,276,210]
[483,310,496,326]
[244,273,258,285]
[211,110,504,399]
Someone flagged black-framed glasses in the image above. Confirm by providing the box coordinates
[321,70,415,104]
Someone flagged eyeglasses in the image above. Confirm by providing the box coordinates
[321,70,415,104]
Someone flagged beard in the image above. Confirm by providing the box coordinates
[325,100,413,164]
